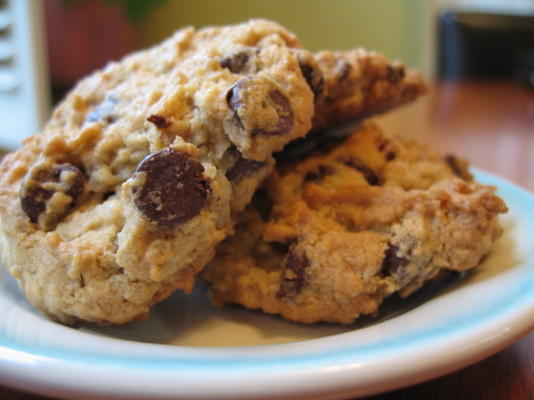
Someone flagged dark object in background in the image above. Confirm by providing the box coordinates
[438,11,534,89]
[45,0,168,104]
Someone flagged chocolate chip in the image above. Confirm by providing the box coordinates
[20,163,85,226]
[252,188,272,221]
[343,158,380,186]
[387,64,405,84]
[277,244,309,298]
[444,154,471,180]
[267,90,294,134]
[220,51,250,74]
[382,245,409,276]
[386,152,396,161]
[377,139,397,161]
[295,52,325,100]
[303,164,334,183]
[147,114,171,129]
[132,149,209,226]
[86,94,117,124]
[220,48,262,75]
[227,77,294,136]
[226,152,265,182]
[270,241,290,254]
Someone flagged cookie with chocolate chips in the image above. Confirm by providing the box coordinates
[203,122,507,324]
[311,49,427,130]
[0,19,321,325]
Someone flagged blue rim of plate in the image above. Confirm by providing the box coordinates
[0,169,533,398]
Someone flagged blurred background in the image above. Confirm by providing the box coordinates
[0,0,533,158]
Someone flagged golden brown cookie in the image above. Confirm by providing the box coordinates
[312,49,427,130]
[203,122,508,324]
[0,19,318,324]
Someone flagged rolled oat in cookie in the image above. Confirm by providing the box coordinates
[203,122,507,324]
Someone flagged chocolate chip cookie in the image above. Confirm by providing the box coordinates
[312,49,427,130]
[0,17,429,325]
[0,19,320,324]
[203,122,508,324]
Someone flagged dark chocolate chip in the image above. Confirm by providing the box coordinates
[226,77,294,136]
[382,245,409,276]
[132,149,209,226]
[227,84,245,130]
[267,90,294,135]
[86,95,117,124]
[343,158,380,186]
[385,152,396,161]
[277,244,309,298]
[252,188,272,221]
[297,57,325,100]
[303,164,334,183]
[226,153,265,182]
[270,241,290,255]
[378,139,396,161]
[147,114,171,129]
[444,154,469,180]
[220,51,250,74]
[387,65,405,84]
[20,163,85,224]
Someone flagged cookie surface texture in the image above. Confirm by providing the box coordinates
[0,19,318,324]
[312,49,427,130]
[203,122,508,324]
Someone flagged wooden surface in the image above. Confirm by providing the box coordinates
[377,80,534,193]
[1,81,533,399]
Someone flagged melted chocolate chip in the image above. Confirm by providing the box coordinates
[227,77,294,136]
[444,154,469,180]
[270,241,290,255]
[220,51,250,74]
[387,65,405,84]
[252,188,272,221]
[377,139,397,161]
[277,244,309,298]
[343,158,380,186]
[226,154,265,182]
[303,164,334,183]
[132,149,210,226]
[147,114,171,129]
[267,90,294,134]
[20,163,85,225]
[386,152,396,161]
[297,57,325,100]
[382,245,409,276]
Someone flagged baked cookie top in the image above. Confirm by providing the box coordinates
[312,49,427,130]
[203,122,508,324]
[0,19,318,324]
[0,18,428,325]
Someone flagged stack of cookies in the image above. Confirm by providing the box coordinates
[0,20,507,325]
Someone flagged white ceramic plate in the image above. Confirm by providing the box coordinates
[0,170,533,400]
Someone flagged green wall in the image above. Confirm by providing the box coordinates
[137,0,430,72]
